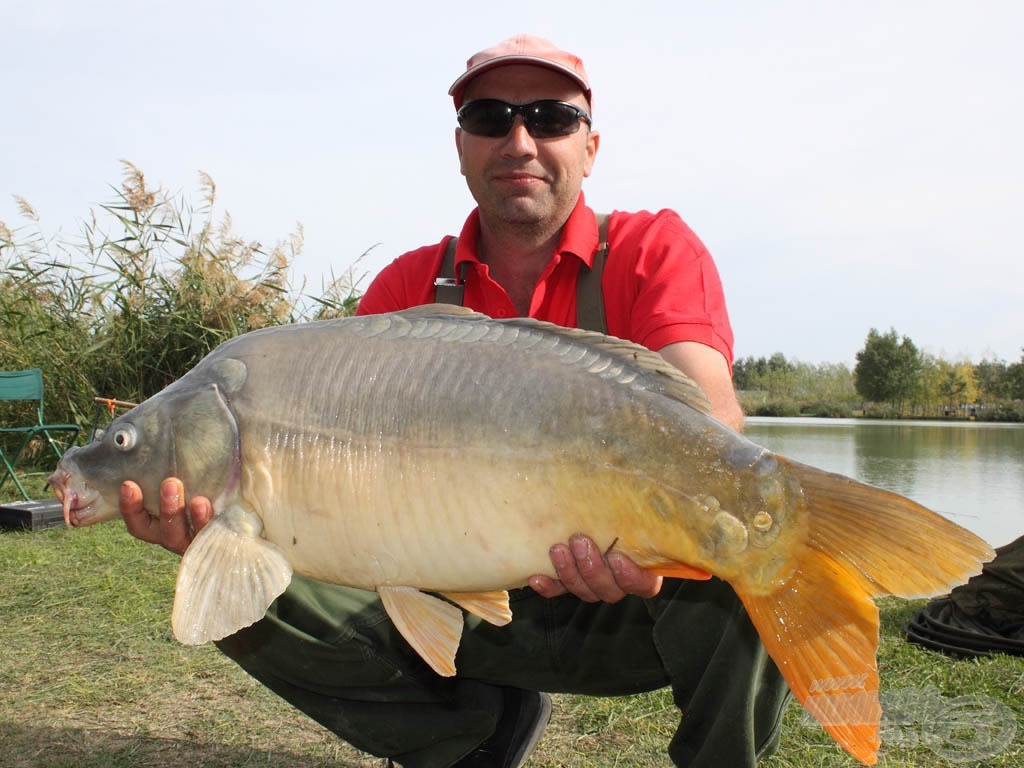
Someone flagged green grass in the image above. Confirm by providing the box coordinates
[2,477,1022,767]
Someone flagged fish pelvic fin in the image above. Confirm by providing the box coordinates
[171,506,292,646]
[736,457,995,765]
[440,590,512,626]
[646,562,713,581]
[378,586,464,677]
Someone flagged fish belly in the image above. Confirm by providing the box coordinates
[244,437,705,592]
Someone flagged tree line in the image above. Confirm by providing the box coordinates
[734,328,1023,421]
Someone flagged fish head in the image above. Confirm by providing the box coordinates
[50,359,245,528]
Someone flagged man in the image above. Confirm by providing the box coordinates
[121,35,790,768]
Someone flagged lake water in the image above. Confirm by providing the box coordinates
[744,417,1024,549]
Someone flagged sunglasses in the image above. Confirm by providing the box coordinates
[457,99,592,139]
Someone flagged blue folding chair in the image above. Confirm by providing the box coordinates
[0,368,80,500]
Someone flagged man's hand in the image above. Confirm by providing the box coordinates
[120,478,213,556]
[528,533,662,602]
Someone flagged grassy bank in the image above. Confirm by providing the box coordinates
[1,478,1022,767]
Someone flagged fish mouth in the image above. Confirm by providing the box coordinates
[49,467,103,528]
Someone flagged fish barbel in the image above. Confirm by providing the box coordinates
[49,305,994,765]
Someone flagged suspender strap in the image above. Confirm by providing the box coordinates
[575,213,610,334]
[433,236,465,305]
[433,214,610,334]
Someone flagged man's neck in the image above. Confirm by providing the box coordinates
[477,221,563,316]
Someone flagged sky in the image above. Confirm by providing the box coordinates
[3,0,1022,366]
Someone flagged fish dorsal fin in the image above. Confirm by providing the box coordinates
[394,303,483,318]
[171,505,293,645]
[501,316,711,415]
[440,590,512,626]
[377,585,464,677]
[389,304,711,415]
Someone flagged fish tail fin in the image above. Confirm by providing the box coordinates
[780,457,995,599]
[735,457,994,766]
[736,550,883,764]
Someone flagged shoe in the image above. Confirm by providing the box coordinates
[454,688,552,768]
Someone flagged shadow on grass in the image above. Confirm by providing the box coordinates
[0,722,378,768]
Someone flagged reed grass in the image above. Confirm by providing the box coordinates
[1,162,363,437]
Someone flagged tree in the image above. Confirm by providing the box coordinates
[976,351,1024,402]
[1007,351,1024,401]
[854,327,922,410]
[732,353,795,394]
[975,357,1010,402]
[936,360,978,412]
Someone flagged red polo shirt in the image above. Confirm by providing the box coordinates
[356,194,735,364]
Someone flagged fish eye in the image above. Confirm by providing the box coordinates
[112,425,137,451]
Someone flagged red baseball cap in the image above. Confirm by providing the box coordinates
[448,34,592,110]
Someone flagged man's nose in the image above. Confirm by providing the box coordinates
[502,116,537,155]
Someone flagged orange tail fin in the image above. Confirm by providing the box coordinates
[737,456,995,766]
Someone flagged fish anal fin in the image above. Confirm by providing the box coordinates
[171,506,292,646]
[646,562,713,581]
[737,547,882,766]
[378,585,464,677]
[441,590,512,626]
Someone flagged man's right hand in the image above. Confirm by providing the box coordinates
[120,477,213,556]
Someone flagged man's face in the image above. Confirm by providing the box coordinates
[456,65,599,233]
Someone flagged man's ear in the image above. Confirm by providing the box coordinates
[455,128,466,176]
[583,130,600,178]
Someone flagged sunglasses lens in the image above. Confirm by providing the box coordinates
[457,101,513,137]
[458,100,589,138]
[525,102,584,138]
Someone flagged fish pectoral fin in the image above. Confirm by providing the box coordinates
[377,586,464,677]
[646,562,713,581]
[440,590,512,626]
[171,506,293,646]
[736,550,882,766]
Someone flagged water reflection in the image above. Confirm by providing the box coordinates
[744,418,1024,547]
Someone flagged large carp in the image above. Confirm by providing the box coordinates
[50,305,993,765]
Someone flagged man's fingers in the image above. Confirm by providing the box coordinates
[120,480,161,544]
[567,535,628,602]
[547,542,599,601]
[527,573,568,598]
[608,554,663,598]
[530,534,665,602]
[542,536,620,603]
[186,495,214,536]
[158,478,192,555]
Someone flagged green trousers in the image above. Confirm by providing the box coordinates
[216,574,791,767]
